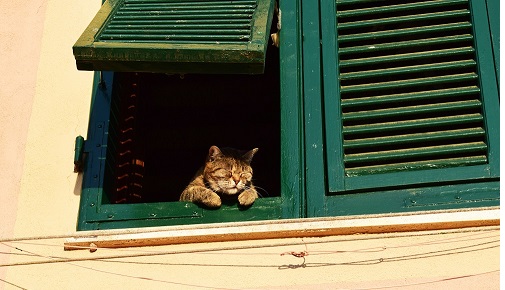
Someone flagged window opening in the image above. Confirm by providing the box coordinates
[103,45,281,204]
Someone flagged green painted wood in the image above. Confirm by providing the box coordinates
[338,10,470,30]
[324,181,499,217]
[303,0,328,217]
[336,0,469,17]
[339,35,474,55]
[469,0,500,176]
[341,86,480,108]
[344,142,487,164]
[340,60,477,81]
[343,114,484,135]
[73,0,275,74]
[77,72,114,231]
[343,100,482,122]
[313,0,500,214]
[346,156,488,177]
[279,0,305,219]
[344,128,485,149]
[338,23,473,44]
[336,0,493,178]
[340,48,475,68]
[485,0,499,84]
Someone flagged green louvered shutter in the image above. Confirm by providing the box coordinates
[73,0,275,74]
[321,0,499,193]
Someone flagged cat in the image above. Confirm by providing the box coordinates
[180,145,259,208]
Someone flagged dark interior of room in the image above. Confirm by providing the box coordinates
[104,46,281,204]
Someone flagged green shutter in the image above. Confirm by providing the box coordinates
[73,0,275,74]
[321,0,500,192]
[302,0,499,217]
[338,0,488,177]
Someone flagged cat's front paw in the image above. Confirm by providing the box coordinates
[181,186,222,208]
[238,189,258,207]
[201,190,222,208]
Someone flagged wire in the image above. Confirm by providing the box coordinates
[0,242,236,290]
[0,278,27,290]
[352,270,499,290]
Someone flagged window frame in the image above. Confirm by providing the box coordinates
[77,0,304,231]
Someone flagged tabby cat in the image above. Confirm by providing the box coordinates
[180,146,259,208]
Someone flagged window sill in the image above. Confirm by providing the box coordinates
[64,207,499,250]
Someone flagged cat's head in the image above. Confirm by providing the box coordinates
[203,145,258,195]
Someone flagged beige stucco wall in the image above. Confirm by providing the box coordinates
[0,0,499,289]
[0,228,500,289]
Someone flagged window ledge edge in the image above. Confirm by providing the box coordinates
[64,207,499,250]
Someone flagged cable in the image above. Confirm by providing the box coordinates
[352,270,500,290]
[1,242,236,290]
[0,278,27,290]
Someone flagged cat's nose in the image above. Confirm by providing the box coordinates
[233,176,240,185]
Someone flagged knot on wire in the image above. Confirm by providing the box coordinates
[280,251,308,258]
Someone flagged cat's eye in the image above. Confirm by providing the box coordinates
[215,169,232,178]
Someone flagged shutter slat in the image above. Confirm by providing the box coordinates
[341,73,478,94]
[339,47,475,68]
[343,100,481,122]
[339,35,474,55]
[345,156,487,177]
[120,3,257,10]
[336,0,469,18]
[103,29,251,35]
[115,10,256,16]
[343,114,483,135]
[344,128,486,149]
[107,19,252,25]
[338,10,470,30]
[111,13,253,20]
[124,0,256,3]
[342,87,480,108]
[100,33,250,41]
[338,22,472,44]
[344,142,487,164]
[107,23,251,29]
[340,60,476,81]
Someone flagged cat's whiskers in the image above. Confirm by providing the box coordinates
[243,185,269,198]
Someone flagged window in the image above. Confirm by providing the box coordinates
[76,0,303,230]
[75,0,498,231]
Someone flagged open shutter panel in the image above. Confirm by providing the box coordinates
[73,0,275,74]
[335,0,490,177]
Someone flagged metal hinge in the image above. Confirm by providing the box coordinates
[74,135,85,173]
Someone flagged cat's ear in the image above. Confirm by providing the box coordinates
[208,146,223,161]
[242,148,259,164]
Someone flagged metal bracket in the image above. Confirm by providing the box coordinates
[74,135,86,173]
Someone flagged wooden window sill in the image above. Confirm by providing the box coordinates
[64,207,499,250]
